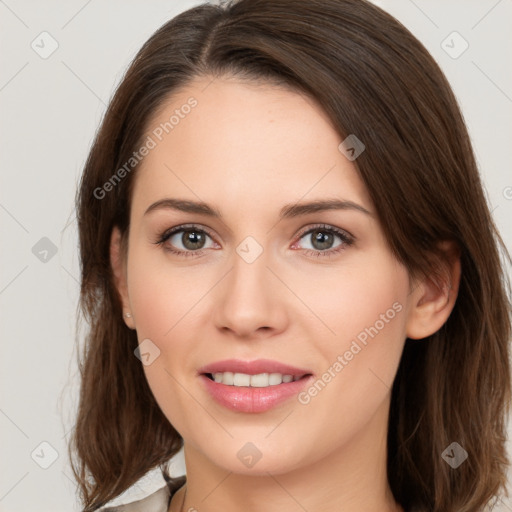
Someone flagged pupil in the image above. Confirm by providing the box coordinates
[183,230,205,250]
[312,230,333,250]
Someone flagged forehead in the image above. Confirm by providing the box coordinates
[131,76,373,218]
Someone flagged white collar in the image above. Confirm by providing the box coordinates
[98,467,171,511]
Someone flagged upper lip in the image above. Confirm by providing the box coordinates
[198,359,313,377]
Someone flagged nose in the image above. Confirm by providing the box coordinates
[212,247,289,339]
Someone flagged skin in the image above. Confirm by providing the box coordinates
[111,76,460,512]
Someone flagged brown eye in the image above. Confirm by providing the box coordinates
[294,224,354,257]
[177,229,207,250]
[155,224,217,256]
[307,229,337,251]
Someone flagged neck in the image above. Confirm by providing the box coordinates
[171,396,402,512]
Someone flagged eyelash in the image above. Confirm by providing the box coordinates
[153,223,354,259]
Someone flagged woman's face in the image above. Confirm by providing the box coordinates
[115,76,415,475]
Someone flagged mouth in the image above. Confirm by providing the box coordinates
[203,372,310,387]
[198,359,314,413]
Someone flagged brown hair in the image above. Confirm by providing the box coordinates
[69,0,511,510]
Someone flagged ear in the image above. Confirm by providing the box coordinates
[406,241,461,340]
[110,226,135,330]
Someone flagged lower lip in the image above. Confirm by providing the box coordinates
[199,374,313,413]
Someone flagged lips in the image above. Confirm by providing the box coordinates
[198,358,312,377]
[198,359,314,413]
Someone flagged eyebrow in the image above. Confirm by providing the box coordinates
[144,198,372,218]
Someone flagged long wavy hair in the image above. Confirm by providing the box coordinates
[69,0,511,510]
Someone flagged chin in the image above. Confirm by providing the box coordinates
[197,439,310,477]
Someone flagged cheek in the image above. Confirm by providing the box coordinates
[282,261,409,464]
[277,285,407,474]
[294,253,408,344]
[334,273,406,357]
[297,253,409,395]
[126,248,213,433]
[126,246,208,340]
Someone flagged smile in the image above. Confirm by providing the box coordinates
[198,359,314,413]
[205,372,306,387]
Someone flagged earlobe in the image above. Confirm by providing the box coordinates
[110,227,135,329]
[406,241,461,340]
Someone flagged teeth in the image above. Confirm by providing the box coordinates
[268,373,282,386]
[234,373,251,386]
[211,372,303,387]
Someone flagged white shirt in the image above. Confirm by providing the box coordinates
[98,467,181,512]
[99,485,171,512]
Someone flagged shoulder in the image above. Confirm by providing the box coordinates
[97,468,186,512]
[99,485,171,512]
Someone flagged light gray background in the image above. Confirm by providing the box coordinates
[1,1,511,510]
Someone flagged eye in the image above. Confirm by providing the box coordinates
[154,224,217,256]
[154,223,354,259]
[292,224,354,257]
